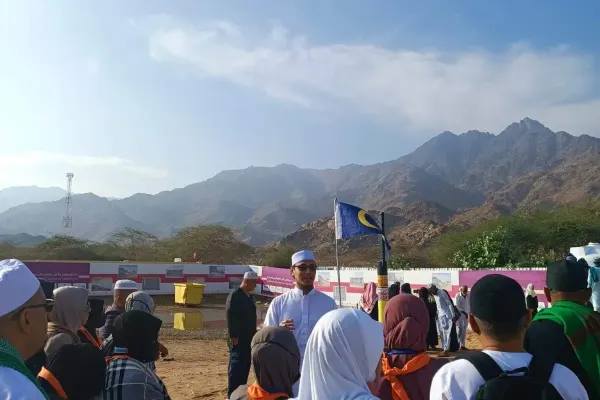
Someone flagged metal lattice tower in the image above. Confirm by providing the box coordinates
[61,173,74,231]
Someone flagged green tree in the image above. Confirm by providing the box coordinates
[107,228,158,260]
[388,255,412,270]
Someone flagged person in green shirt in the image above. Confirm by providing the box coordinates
[524,259,600,400]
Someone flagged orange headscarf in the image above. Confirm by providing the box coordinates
[247,382,289,400]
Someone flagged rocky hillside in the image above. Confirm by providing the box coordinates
[0,118,599,245]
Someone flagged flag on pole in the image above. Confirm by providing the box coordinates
[334,200,391,256]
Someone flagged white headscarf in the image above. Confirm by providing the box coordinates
[125,291,156,314]
[526,283,536,298]
[295,308,383,400]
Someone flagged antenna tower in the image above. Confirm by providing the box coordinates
[61,173,74,233]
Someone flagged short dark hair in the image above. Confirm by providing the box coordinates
[474,314,528,342]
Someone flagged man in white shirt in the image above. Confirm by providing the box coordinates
[455,285,470,351]
[263,250,337,395]
[430,274,588,400]
[0,259,53,400]
[428,284,455,357]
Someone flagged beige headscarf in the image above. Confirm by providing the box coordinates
[51,286,89,333]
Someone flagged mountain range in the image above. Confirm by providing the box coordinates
[1,118,599,248]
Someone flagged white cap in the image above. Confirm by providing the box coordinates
[114,280,137,290]
[243,271,258,280]
[0,259,41,318]
[291,250,315,266]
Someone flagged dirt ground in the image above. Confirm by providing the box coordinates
[156,330,483,400]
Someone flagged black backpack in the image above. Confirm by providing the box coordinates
[459,352,563,400]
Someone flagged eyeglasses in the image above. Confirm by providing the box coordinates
[11,299,54,320]
[294,264,317,272]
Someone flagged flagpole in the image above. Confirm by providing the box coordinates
[334,198,342,308]
[377,212,388,322]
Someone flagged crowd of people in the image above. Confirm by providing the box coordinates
[1,250,599,400]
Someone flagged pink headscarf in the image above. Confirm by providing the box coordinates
[359,282,378,314]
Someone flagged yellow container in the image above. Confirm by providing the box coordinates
[173,312,203,331]
[174,283,205,306]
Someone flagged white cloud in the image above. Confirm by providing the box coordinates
[4,151,167,178]
[145,17,600,135]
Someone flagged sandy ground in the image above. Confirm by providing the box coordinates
[156,330,483,400]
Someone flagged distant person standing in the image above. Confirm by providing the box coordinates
[428,284,455,357]
[264,250,337,395]
[400,282,412,294]
[359,282,378,321]
[226,271,258,399]
[525,283,539,318]
[98,280,137,340]
[454,285,470,351]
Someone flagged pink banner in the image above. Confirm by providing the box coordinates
[25,261,91,283]
[261,267,295,296]
[459,270,549,305]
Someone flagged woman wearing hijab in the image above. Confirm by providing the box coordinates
[360,282,379,321]
[295,308,383,400]
[370,294,447,400]
[388,283,401,300]
[100,291,167,369]
[45,287,90,361]
[77,298,105,348]
[38,343,105,400]
[230,326,300,400]
[525,283,539,318]
[99,310,170,399]
[400,283,412,295]
[417,288,438,350]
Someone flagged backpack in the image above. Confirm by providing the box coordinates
[459,352,563,400]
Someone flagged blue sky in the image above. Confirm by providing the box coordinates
[1,0,599,197]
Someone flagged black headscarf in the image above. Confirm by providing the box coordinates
[251,326,300,397]
[39,343,106,400]
[113,310,162,363]
[39,279,56,299]
[85,298,106,330]
[388,282,401,300]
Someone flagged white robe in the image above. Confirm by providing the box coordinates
[293,309,383,400]
[434,290,454,351]
[0,367,47,400]
[454,293,470,347]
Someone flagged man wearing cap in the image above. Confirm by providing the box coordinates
[0,259,53,399]
[431,274,587,400]
[263,250,337,394]
[225,271,258,399]
[98,279,137,340]
[525,260,600,399]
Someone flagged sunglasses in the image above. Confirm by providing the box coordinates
[11,299,54,320]
[294,264,317,272]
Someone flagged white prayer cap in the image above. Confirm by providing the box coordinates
[114,280,137,290]
[243,271,258,280]
[291,250,316,266]
[0,259,41,318]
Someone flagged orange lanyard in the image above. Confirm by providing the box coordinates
[38,367,68,399]
[78,327,102,348]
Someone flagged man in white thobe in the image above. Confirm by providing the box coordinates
[263,250,337,395]
[428,284,455,357]
[454,285,470,350]
[0,259,52,400]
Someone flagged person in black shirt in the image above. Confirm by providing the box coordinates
[524,260,600,400]
[226,271,258,399]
